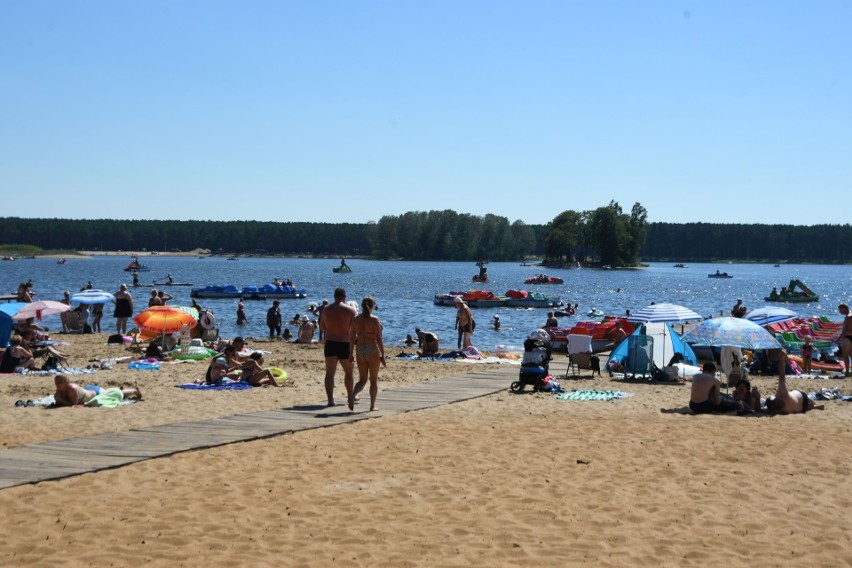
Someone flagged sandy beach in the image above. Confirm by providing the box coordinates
[1,333,852,566]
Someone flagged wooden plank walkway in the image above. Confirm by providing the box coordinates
[0,366,520,490]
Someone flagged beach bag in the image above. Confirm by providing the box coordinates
[83,323,93,334]
[107,334,124,344]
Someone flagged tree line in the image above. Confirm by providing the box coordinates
[0,215,849,263]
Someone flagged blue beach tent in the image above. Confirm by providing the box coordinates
[0,302,26,348]
[606,322,698,374]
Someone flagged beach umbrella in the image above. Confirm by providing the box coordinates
[627,303,703,324]
[70,289,115,305]
[11,300,71,321]
[743,306,798,327]
[680,317,781,350]
[133,306,197,335]
[171,305,199,320]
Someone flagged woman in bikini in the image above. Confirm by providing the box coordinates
[348,296,385,411]
[240,352,289,387]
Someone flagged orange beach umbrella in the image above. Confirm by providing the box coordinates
[133,306,197,335]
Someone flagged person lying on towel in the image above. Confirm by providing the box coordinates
[54,374,142,407]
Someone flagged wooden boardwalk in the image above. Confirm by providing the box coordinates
[0,367,521,490]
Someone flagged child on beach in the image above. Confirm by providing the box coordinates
[733,379,761,413]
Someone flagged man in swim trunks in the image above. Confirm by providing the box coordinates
[454,297,474,349]
[318,287,357,407]
[839,304,852,378]
[689,362,737,414]
[53,374,141,406]
[764,352,825,414]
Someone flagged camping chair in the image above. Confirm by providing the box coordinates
[128,328,160,351]
[565,334,601,377]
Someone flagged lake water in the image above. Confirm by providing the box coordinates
[2,257,850,350]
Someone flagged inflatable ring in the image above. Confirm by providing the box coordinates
[270,367,288,381]
[170,347,218,361]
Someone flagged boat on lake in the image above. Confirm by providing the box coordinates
[191,284,307,300]
[524,274,564,285]
[124,257,150,272]
[503,289,563,308]
[765,279,819,303]
[708,270,732,278]
[673,263,688,268]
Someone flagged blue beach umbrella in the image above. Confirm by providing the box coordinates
[743,306,798,327]
[70,289,115,305]
[681,317,782,350]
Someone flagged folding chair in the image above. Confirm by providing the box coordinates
[565,334,601,377]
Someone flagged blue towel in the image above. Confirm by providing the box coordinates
[177,382,252,391]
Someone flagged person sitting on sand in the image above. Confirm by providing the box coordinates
[294,318,317,344]
[240,352,290,387]
[415,328,440,357]
[198,356,242,385]
[144,340,173,362]
[689,362,738,414]
[763,352,825,414]
[0,334,37,372]
[283,328,292,341]
[733,379,761,413]
[19,330,70,365]
[54,374,141,406]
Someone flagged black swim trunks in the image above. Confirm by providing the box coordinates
[797,390,809,413]
[689,399,717,415]
[324,340,350,359]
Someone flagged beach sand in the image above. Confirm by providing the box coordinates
[1,333,851,566]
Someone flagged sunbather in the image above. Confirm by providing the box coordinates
[763,352,825,414]
[54,374,141,406]
[0,334,37,372]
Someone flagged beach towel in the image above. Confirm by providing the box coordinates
[177,382,253,391]
[84,388,129,408]
[10,367,97,376]
[556,389,631,401]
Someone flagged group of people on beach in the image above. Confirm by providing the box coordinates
[690,351,829,415]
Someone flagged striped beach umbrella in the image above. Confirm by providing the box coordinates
[627,303,703,324]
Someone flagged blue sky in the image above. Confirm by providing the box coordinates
[1,1,849,226]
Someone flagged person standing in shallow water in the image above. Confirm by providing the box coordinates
[349,296,385,412]
[453,297,474,349]
[318,287,357,407]
[266,300,282,338]
[112,284,133,335]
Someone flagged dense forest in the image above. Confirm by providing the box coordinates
[0,215,850,264]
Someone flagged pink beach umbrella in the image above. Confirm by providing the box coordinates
[11,300,71,321]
